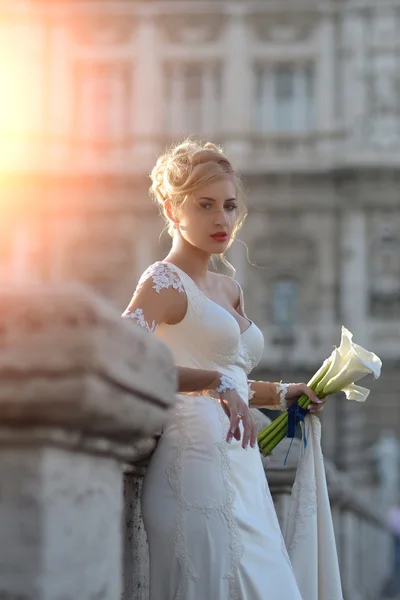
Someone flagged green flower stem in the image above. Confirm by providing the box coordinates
[257,411,286,443]
[259,393,327,457]
[258,393,309,449]
[257,362,331,457]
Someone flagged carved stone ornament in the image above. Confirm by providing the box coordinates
[70,13,137,46]
[157,13,224,45]
[248,11,318,44]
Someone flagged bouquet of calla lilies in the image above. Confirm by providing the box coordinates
[257,327,382,457]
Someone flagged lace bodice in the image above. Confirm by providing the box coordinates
[122,261,264,377]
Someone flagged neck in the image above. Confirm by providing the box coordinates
[165,234,213,286]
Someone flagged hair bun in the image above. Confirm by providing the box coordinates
[149,138,246,239]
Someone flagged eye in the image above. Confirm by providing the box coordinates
[200,203,212,210]
[225,203,238,212]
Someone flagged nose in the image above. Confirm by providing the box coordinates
[213,207,228,228]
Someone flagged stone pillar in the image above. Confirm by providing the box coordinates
[123,462,154,600]
[0,284,176,600]
[169,64,185,136]
[340,511,359,599]
[338,209,369,482]
[315,13,336,153]
[340,210,368,343]
[202,65,217,134]
[221,7,252,157]
[132,10,163,166]
[342,10,368,144]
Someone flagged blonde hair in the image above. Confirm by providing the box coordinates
[150,139,247,250]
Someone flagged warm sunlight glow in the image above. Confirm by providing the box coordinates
[0,23,42,176]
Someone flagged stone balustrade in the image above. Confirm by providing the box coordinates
[0,288,391,600]
[0,283,177,600]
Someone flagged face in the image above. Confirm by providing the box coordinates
[175,178,238,254]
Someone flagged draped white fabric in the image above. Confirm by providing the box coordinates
[284,415,344,600]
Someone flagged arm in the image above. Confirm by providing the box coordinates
[122,263,229,396]
[247,380,290,411]
[248,379,324,414]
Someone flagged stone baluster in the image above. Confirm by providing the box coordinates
[0,284,176,600]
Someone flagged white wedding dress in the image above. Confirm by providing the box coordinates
[122,261,343,600]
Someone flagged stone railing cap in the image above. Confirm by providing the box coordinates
[0,284,177,441]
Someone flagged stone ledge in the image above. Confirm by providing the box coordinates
[0,427,158,463]
[0,284,177,443]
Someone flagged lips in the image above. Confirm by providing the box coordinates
[211,233,228,242]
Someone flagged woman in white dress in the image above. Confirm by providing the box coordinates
[122,140,325,600]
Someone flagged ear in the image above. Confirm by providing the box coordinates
[164,199,179,225]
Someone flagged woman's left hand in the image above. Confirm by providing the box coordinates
[286,383,325,415]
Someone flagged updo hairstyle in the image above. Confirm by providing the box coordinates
[150,139,247,246]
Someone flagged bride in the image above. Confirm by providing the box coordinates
[122,140,327,600]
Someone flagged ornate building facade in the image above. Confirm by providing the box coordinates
[2,0,400,481]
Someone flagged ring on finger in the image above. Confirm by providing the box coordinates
[237,413,244,420]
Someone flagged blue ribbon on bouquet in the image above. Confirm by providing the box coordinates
[283,401,309,466]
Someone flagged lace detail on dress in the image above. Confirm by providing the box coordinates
[241,340,258,374]
[164,395,247,599]
[215,403,245,600]
[311,414,321,440]
[165,400,199,598]
[137,261,185,295]
[121,307,156,332]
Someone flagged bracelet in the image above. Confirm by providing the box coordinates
[275,382,292,412]
[215,374,238,396]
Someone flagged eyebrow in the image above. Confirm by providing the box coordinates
[197,197,237,202]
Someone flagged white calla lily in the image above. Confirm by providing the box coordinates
[258,326,382,458]
[342,383,371,402]
[315,326,382,398]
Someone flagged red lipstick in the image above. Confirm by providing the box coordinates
[210,232,228,242]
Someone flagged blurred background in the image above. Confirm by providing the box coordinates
[1,0,400,596]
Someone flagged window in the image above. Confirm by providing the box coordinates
[275,66,295,131]
[185,65,203,132]
[272,279,298,330]
[254,63,315,133]
[166,63,220,135]
[76,63,129,143]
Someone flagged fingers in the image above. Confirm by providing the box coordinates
[226,409,241,444]
[241,413,252,449]
[226,408,255,449]
[248,416,257,450]
[293,383,324,414]
[300,384,322,405]
[309,404,323,414]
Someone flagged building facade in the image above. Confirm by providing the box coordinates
[2,0,400,480]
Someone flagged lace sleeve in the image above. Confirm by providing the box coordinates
[275,382,290,411]
[122,308,157,332]
[121,262,186,332]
